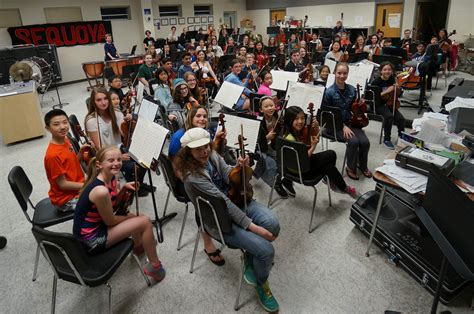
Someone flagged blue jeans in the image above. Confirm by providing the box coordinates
[254,152,278,187]
[223,201,280,285]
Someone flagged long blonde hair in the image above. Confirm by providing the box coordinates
[84,87,120,143]
[184,106,208,130]
[79,146,120,195]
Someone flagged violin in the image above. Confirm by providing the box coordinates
[114,165,140,216]
[299,102,318,145]
[300,62,314,83]
[397,69,420,89]
[121,84,137,149]
[75,125,95,165]
[350,84,369,128]
[440,30,456,53]
[228,125,254,208]
[214,113,227,155]
[269,96,290,144]
[382,83,402,115]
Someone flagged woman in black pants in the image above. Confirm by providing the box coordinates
[322,63,372,180]
[281,106,359,199]
[370,61,405,150]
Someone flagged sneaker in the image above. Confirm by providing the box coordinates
[255,281,279,312]
[281,179,296,197]
[243,257,257,287]
[345,186,361,199]
[143,262,166,284]
[138,187,149,197]
[274,182,289,199]
[141,183,157,192]
[383,140,395,150]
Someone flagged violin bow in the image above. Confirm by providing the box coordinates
[134,164,139,215]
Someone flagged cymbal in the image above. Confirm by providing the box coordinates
[9,62,33,82]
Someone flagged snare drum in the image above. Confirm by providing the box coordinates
[106,59,129,76]
[82,61,105,78]
[21,57,51,86]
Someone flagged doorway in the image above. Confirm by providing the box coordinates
[375,3,404,38]
[270,9,286,26]
[414,0,449,43]
[223,11,237,28]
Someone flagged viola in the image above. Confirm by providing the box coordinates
[350,84,369,128]
[228,125,254,208]
[299,102,318,145]
[114,165,140,216]
[75,125,95,164]
[214,113,227,155]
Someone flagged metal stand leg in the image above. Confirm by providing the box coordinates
[431,255,448,314]
[147,169,177,243]
[177,204,189,251]
[267,175,277,208]
[234,252,245,311]
[51,275,57,314]
[189,231,201,273]
[309,186,318,233]
[33,244,40,281]
[162,189,171,217]
[365,185,386,257]
[105,282,112,314]
[326,176,332,207]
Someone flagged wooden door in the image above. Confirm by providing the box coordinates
[270,9,286,25]
[375,3,403,38]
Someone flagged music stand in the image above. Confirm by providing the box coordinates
[372,54,404,71]
[416,165,474,313]
[382,47,408,60]
[51,61,68,109]
[346,52,369,63]
[267,26,280,35]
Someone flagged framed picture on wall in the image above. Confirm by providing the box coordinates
[188,25,194,31]
[201,25,207,30]
[179,18,185,25]
[208,16,214,23]
[187,17,194,24]
[200,16,207,23]
[194,17,200,24]
[169,18,177,26]
[161,18,169,26]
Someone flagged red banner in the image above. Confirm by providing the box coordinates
[7,21,113,47]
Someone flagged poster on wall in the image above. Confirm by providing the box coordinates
[7,20,112,47]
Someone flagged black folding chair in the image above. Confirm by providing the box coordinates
[8,166,75,281]
[31,225,149,314]
[187,184,245,311]
[159,154,190,250]
[416,165,474,313]
[68,114,82,143]
[268,137,332,233]
[364,84,385,144]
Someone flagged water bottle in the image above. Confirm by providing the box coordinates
[9,75,14,84]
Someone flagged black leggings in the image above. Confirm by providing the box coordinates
[375,105,405,141]
[304,150,347,191]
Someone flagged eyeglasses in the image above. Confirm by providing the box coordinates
[187,79,196,82]
[180,86,189,90]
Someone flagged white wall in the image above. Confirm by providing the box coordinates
[151,0,246,39]
[446,0,474,43]
[0,0,144,82]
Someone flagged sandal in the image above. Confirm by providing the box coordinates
[204,249,225,266]
[359,168,373,178]
[346,167,359,180]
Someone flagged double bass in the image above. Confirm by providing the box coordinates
[350,84,369,128]
[228,125,254,208]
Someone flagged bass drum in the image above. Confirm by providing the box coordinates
[21,57,52,91]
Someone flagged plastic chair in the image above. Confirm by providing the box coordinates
[31,225,150,314]
[8,166,75,281]
[187,184,245,311]
[267,137,332,233]
[416,165,474,313]
[159,154,190,250]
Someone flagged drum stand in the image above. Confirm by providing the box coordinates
[52,81,69,109]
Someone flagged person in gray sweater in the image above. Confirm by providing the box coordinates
[175,128,280,312]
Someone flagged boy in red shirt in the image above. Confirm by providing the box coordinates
[44,109,88,212]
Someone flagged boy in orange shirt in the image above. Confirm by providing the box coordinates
[44,109,88,212]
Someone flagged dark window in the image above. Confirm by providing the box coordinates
[159,5,181,17]
[194,5,212,16]
[100,7,130,20]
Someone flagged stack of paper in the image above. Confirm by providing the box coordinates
[445,97,474,112]
[375,160,428,194]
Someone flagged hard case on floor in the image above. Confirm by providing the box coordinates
[349,186,472,304]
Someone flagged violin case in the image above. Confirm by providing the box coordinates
[349,186,472,304]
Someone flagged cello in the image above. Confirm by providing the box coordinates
[228,125,254,209]
[350,84,369,128]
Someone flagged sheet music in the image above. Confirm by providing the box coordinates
[270,70,299,91]
[324,74,368,94]
[137,98,159,122]
[286,82,325,113]
[324,59,337,74]
[136,81,145,106]
[214,81,244,108]
[220,114,261,153]
[326,74,335,87]
[128,118,169,168]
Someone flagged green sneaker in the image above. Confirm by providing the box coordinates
[243,257,257,287]
[255,281,279,312]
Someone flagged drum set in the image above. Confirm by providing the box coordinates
[82,56,143,91]
[8,56,53,93]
